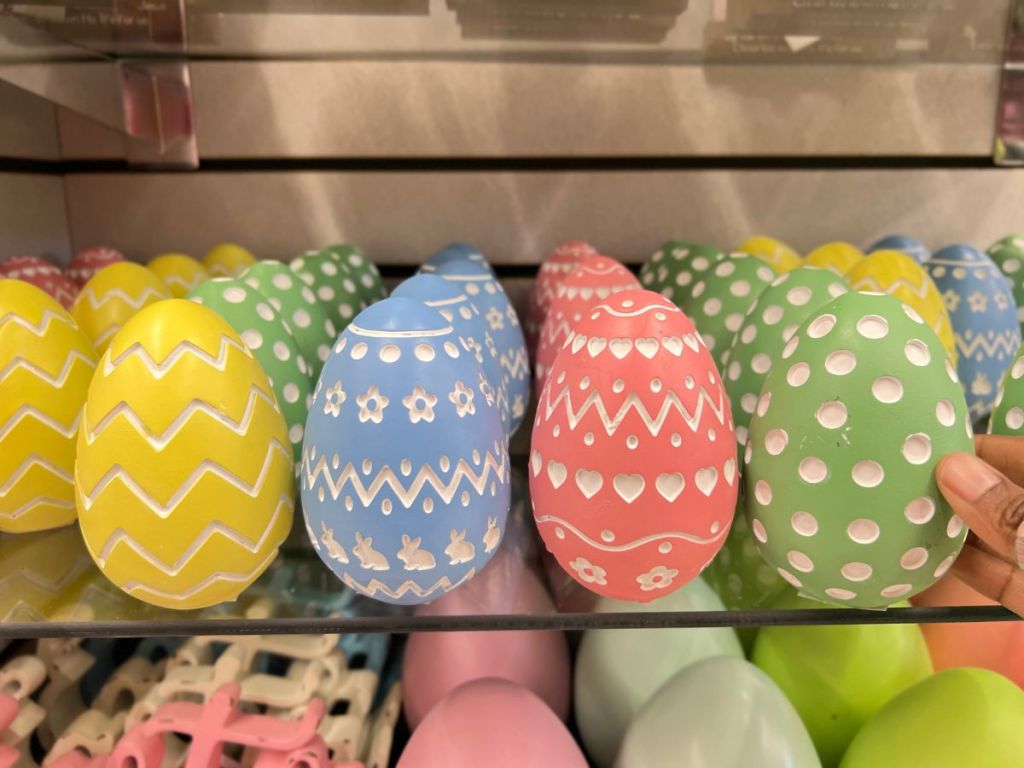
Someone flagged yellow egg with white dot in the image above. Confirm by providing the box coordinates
[846,249,957,364]
[739,236,802,273]
[75,299,294,610]
[0,280,98,532]
[804,242,864,276]
[147,253,209,297]
[203,243,257,278]
[71,263,171,354]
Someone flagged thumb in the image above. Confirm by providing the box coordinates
[936,451,1024,566]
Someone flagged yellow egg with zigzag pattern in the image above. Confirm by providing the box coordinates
[804,241,864,276]
[738,236,802,273]
[0,279,97,533]
[203,243,257,278]
[846,249,958,363]
[72,262,171,354]
[147,253,209,297]
[75,299,295,610]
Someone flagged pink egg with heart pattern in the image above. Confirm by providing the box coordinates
[530,289,738,603]
[525,240,599,356]
[534,255,639,393]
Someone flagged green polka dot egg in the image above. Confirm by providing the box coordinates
[240,260,336,380]
[745,291,973,609]
[986,234,1024,336]
[722,266,849,449]
[989,349,1024,435]
[638,241,728,307]
[187,278,312,466]
[683,253,777,364]
[288,250,364,335]
[323,243,387,305]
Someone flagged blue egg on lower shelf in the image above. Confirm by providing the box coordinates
[301,297,511,605]
[868,235,931,265]
[423,242,495,274]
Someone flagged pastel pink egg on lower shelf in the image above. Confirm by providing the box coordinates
[67,246,125,287]
[402,548,571,729]
[525,240,600,356]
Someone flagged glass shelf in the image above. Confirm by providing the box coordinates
[0,456,1017,639]
[0,0,1012,65]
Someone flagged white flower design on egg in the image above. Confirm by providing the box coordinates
[570,556,608,585]
[449,380,476,417]
[356,385,389,424]
[637,565,680,592]
[402,386,437,424]
[323,380,346,418]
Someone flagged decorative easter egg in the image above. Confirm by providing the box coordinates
[147,253,209,298]
[739,235,802,273]
[534,255,639,391]
[241,260,336,379]
[530,290,737,602]
[327,243,387,304]
[402,548,570,729]
[683,253,777,364]
[840,668,1024,768]
[68,247,124,287]
[203,243,256,278]
[926,244,1021,418]
[71,262,171,354]
[914,574,1024,687]
[392,274,510,433]
[427,259,530,435]
[0,255,78,309]
[0,527,97,621]
[0,280,97,532]
[187,279,311,466]
[722,267,849,448]
[398,679,588,768]
[753,594,933,767]
[574,578,743,768]
[638,241,727,308]
[75,300,294,609]
[745,291,973,609]
[300,298,510,605]
[525,240,598,355]
[617,657,821,768]
[985,234,1024,335]
[867,234,930,264]
[804,242,863,276]
[846,250,957,362]
[425,242,494,274]
[288,251,364,334]
[990,348,1024,435]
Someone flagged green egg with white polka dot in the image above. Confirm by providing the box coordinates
[187,278,312,466]
[321,243,387,305]
[745,291,974,609]
[638,241,728,308]
[240,260,336,380]
[287,250,364,336]
[986,234,1024,337]
[722,266,850,450]
[682,253,777,365]
[989,346,1024,435]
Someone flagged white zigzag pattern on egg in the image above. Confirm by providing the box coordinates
[500,348,529,380]
[79,286,167,311]
[93,494,292,572]
[535,514,728,552]
[957,331,1020,358]
[540,316,573,347]
[0,406,80,441]
[0,454,73,496]
[0,309,77,337]
[102,334,251,379]
[0,350,95,387]
[77,439,292,517]
[304,444,507,507]
[120,548,279,604]
[1,496,76,522]
[83,384,278,449]
[541,384,729,436]
[342,568,476,600]
[851,274,934,300]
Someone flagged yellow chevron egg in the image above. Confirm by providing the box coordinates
[0,279,97,533]
[738,236,802,273]
[203,243,257,278]
[72,263,171,354]
[75,299,295,610]
[804,241,864,276]
[846,250,958,363]
[147,253,209,297]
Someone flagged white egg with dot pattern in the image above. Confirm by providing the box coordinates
[745,291,973,609]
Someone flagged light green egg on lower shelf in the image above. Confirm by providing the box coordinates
[752,594,933,768]
[575,578,744,768]
[322,243,388,305]
[989,346,1024,435]
[616,656,821,768]
[839,668,1024,768]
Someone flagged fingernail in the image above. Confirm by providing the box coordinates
[940,453,1002,502]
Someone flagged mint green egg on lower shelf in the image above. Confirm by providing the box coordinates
[989,348,1024,435]
[575,578,743,768]
[839,668,1024,768]
[752,594,933,768]
[638,241,728,309]
[324,243,388,305]
[615,656,821,768]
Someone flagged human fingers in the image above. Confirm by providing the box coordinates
[974,434,1024,487]
[950,543,1024,618]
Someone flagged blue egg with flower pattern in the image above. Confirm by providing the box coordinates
[421,259,530,435]
[301,298,510,605]
[425,242,495,274]
[392,274,510,434]
[927,244,1021,418]
[868,235,931,265]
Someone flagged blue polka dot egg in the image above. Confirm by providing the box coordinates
[926,244,1021,418]
[301,297,510,604]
